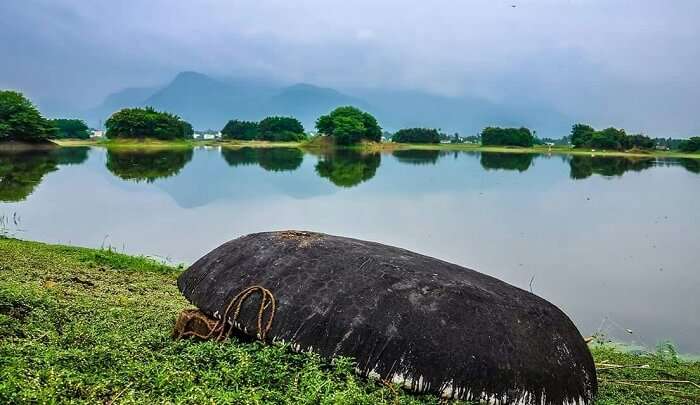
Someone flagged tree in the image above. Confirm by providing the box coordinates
[50,119,90,139]
[105,107,193,140]
[315,106,382,145]
[678,137,700,153]
[392,128,441,144]
[590,127,626,150]
[258,116,306,142]
[221,120,259,140]
[480,127,534,147]
[624,134,655,150]
[570,124,595,148]
[0,90,56,142]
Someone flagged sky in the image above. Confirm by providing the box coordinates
[1,0,699,137]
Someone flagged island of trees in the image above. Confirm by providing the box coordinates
[481,127,535,147]
[105,107,193,139]
[315,106,381,145]
[570,124,655,151]
[391,128,440,144]
[221,116,306,142]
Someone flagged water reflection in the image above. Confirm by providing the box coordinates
[0,147,89,202]
[105,148,193,183]
[221,147,303,172]
[670,158,700,174]
[392,149,446,165]
[569,156,655,180]
[480,152,535,172]
[315,149,381,187]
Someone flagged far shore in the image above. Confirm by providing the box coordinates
[46,138,700,159]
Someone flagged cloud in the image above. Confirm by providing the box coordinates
[1,0,698,135]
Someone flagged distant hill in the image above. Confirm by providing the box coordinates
[84,71,571,137]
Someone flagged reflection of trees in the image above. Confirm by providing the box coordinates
[0,147,89,202]
[52,146,89,165]
[480,152,534,172]
[676,158,700,174]
[569,156,654,180]
[392,149,445,165]
[106,148,193,183]
[315,149,381,187]
[220,147,303,172]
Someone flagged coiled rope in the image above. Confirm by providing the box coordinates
[181,285,276,341]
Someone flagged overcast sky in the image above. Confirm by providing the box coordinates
[1,0,698,136]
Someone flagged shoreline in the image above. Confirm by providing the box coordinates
[1,236,699,403]
[51,138,700,159]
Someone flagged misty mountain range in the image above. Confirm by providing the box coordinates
[81,71,571,137]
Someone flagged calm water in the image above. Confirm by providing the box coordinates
[2,146,699,353]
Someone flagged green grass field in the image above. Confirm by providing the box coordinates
[1,237,698,404]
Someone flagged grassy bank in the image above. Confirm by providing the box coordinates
[1,238,698,404]
[52,138,700,159]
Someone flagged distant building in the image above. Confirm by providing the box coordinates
[91,130,105,138]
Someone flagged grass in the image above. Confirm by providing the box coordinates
[53,138,700,159]
[1,237,698,404]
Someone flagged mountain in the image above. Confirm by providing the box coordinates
[84,86,159,128]
[85,71,571,137]
[265,83,369,128]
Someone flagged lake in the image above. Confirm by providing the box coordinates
[1,146,699,353]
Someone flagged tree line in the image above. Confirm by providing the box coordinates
[2,90,699,152]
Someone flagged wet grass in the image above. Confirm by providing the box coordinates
[1,237,698,404]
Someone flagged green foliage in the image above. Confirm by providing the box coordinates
[480,127,534,147]
[570,124,596,148]
[392,128,441,144]
[221,117,306,142]
[0,238,447,405]
[315,106,381,145]
[105,148,194,182]
[258,116,306,142]
[315,150,381,187]
[105,107,193,140]
[0,90,56,142]
[570,124,655,151]
[591,344,700,405]
[49,118,90,139]
[221,120,259,140]
[678,137,700,153]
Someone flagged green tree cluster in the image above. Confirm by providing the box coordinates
[221,120,260,140]
[221,117,305,142]
[50,119,90,139]
[391,128,440,144]
[678,137,700,153]
[105,107,193,140]
[480,127,534,147]
[0,90,56,142]
[315,106,381,145]
[570,124,654,150]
